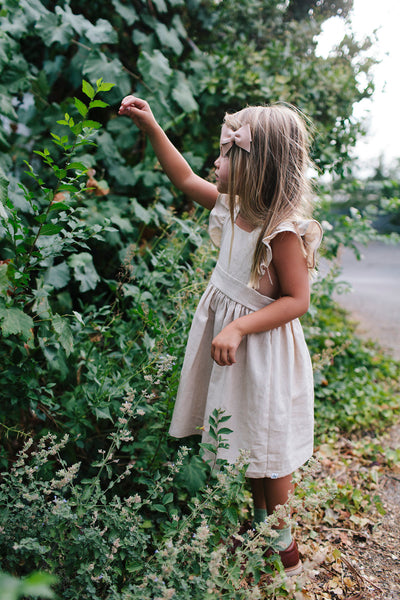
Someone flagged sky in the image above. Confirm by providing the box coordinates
[317,0,400,170]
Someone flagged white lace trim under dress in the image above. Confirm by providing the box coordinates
[169,194,323,478]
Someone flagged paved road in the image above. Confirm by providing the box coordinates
[333,241,400,360]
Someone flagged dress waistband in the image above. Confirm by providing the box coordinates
[209,263,274,312]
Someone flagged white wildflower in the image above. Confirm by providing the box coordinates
[321,220,333,231]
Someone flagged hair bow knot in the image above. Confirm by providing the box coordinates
[220,123,252,156]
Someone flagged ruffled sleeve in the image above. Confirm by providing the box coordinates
[208,194,230,248]
[262,219,323,270]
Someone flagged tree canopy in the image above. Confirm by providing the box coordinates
[0,0,374,207]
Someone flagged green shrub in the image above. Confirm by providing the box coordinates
[0,71,399,599]
[0,410,335,599]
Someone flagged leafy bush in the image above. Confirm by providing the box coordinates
[0,0,375,218]
[0,2,399,595]
[323,169,400,234]
[0,411,336,599]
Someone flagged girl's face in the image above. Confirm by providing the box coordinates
[214,153,229,193]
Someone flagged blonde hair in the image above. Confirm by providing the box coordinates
[223,104,313,288]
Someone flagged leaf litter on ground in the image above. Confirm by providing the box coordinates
[284,424,400,600]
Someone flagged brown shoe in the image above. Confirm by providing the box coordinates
[265,540,302,576]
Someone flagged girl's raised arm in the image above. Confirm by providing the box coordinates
[119,95,218,210]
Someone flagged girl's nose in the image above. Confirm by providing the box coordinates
[214,156,220,167]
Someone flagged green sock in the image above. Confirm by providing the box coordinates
[252,508,268,528]
[270,525,292,552]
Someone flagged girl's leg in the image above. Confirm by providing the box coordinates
[250,474,293,525]
[250,475,294,550]
[250,478,267,510]
[249,475,301,571]
[249,478,268,525]
[263,474,294,528]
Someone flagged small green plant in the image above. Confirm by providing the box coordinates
[199,408,234,470]
[0,78,115,352]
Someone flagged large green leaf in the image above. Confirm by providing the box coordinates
[0,89,17,120]
[40,223,64,236]
[137,50,172,87]
[0,33,12,67]
[20,0,50,21]
[176,455,207,495]
[172,72,198,113]
[0,166,8,205]
[52,314,74,356]
[111,0,138,25]
[154,22,183,55]
[54,5,118,45]
[0,305,34,340]
[131,198,152,224]
[68,252,100,292]
[31,13,61,46]
[44,262,70,290]
[151,0,167,12]
[0,264,9,297]
[14,0,66,47]
[94,406,113,421]
[0,34,29,94]
[84,18,118,45]
[0,571,56,600]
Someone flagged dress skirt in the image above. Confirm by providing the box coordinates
[169,262,315,479]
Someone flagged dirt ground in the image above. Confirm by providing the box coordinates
[304,428,400,600]
[301,241,400,599]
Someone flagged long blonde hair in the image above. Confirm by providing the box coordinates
[224,104,312,288]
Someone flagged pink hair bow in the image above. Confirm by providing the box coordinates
[220,123,252,156]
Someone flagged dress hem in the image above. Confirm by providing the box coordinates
[169,427,313,479]
[169,429,202,438]
[244,451,313,479]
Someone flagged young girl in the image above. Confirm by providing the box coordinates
[119,96,322,575]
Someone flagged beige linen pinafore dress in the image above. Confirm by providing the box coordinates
[169,195,323,478]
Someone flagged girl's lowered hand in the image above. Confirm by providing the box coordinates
[211,323,243,366]
[118,95,158,133]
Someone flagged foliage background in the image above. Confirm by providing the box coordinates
[0,0,399,598]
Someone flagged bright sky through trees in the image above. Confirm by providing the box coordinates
[317,0,400,168]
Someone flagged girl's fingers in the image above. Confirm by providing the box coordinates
[120,94,138,105]
[118,96,154,129]
[120,95,148,111]
[211,344,220,365]
[211,344,235,366]
[228,348,236,364]
[220,348,229,365]
[119,97,137,113]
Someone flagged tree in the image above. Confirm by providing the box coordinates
[182,0,374,174]
[0,0,373,207]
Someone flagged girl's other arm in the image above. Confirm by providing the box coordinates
[119,95,218,210]
[211,232,310,366]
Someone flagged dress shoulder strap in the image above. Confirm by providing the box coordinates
[208,194,231,248]
[262,219,323,269]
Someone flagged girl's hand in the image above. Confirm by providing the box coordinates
[118,95,218,210]
[118,95,158,134]
[211,323,244,366]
